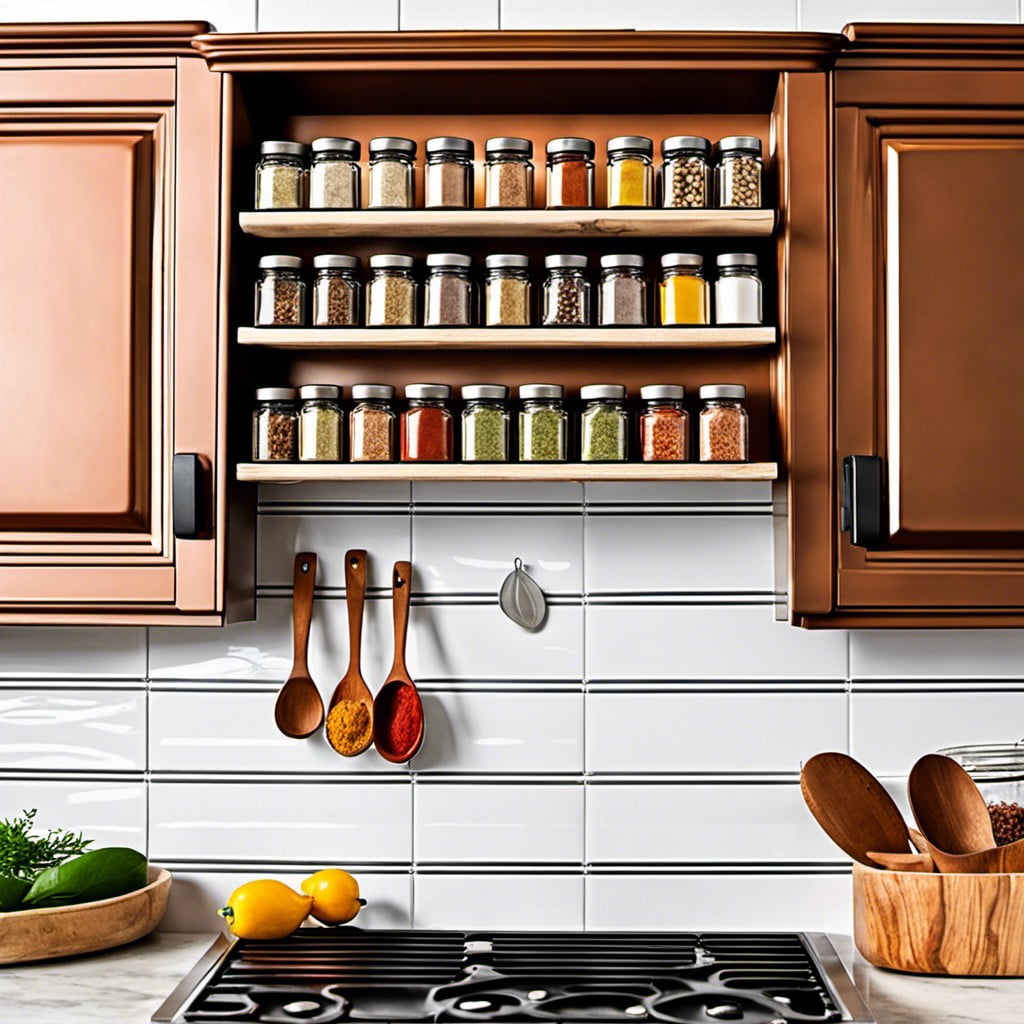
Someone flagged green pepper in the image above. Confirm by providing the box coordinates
[0,875,30,912]
[23,847,147,908]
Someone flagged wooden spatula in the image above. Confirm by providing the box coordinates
[273,553,324,739]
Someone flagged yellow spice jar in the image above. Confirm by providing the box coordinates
[659,253,708,325]
[607,135,653,208]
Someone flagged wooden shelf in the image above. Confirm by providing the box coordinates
[238,326,776,350]
[239,208,775,239]
[237,462,778,484]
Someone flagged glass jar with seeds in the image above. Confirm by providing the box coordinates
[350,384,396,462]
[298,384,343,461]
[484,254,531,326]
[607,135,653,208]
[659,253,708,325]
[255,255,305,326]
[546,138,595,209]
[661,135,710,209]
[368,137,416,209]
[255,141,307,209]
[599,254,647,326]
[640,384,689,462]
[425,253,473,326]
[313,254,360,326]
[715,136,763,208]
[714,253,762,324]
[253,387,298,461]
[542,254,589,326]
[580,384,628,462]
[367,254,417,326]
[699,384,749,462]
[425,137,474,209]
[484,137,534,208]
[462,384,510,462]
[519,383,567,462]
[309,137,360,209]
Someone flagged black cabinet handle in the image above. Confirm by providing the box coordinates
[842,455,886,549]
[173,454,207,540]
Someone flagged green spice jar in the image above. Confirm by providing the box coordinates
[519,383,567,462]
[461,384,510,462]
[580,384,628,462]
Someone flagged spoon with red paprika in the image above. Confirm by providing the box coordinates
[373,561,424,763]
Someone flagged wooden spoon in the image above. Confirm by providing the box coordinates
[372,561,424,764]
[325,549,374,757]
[867,851,935,873]
[910,825,1024,873]
[800,752,911,865]
[908,753,996,855]
[274,552,324,739]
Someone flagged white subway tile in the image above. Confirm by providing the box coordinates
[413,482,581,505]
[0,689,144,772]
[258,0,399,31]
[401,0,499,29]
[0,0,255,31]
[414,873,583,929]
[0,627,145,680]
[500,0,796,30]
[586,481,772,505]
[800,0,1016,32]
[851,629,1024,680]
[416,783,583,862]
[587,691,847,773]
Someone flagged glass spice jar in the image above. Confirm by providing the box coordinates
[313,254,360,326]
[484,254,531,326]
[659,253,708,326]
[546,138,595,209]
[350,384,395,462]
[462,384,510,462]
[599,254,647,326]
[368,137,416,209]
[309,137,360,209]
[425,253,473,326]
[425,137,474,209]
[367,254,417,326]
[255,255,305,326]
[402,384,453,462]
[715,136,763,208]
[714,252,762,325]
[484,137,534,209]
[699,384,748,462]
[661,135,710,209]
[581,384,628,462]
[640,384,689,462]
[543,254,589,326]
[253,387,298,461]
[255,140,307,209]
[519,383,567,463]
[298,384,342,461]
[607,135,653,208]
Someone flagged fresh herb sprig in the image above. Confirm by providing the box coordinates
[0,809,91,881]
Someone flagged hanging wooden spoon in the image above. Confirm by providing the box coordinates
[325,550,374,757]
[274,553,324,739]
[908,753,997,856]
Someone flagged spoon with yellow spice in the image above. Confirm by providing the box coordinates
[325,549,374,756]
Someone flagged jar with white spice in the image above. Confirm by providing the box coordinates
[598,254,647,326]
[368,137,416,209]
[309,137,360,209]
[425,253,472,326]
[714,253,762,325]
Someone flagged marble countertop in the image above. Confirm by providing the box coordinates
[1,932,1023,1024]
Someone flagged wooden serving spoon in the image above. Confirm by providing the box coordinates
[867,851,935,873]
[274,552,324,739]
[326,549,374,757]
[908,753,996,856]
[910,825,1024,873]
[372,561,424,764]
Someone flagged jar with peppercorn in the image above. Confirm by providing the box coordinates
[255,255,305,326]
[640,384,689,462]
[715,136,763,208]
[937,744,1024,846]
[661,136,710,209]
[313,254,360,326]
[253,387,298,461]
[542,254,589,326]
[698,384,748,462]
[350,384,395,462]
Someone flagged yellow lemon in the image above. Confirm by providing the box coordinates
[218,879,313,940]
[301,869,366,925]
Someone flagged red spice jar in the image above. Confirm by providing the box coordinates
[401,383,453,461]
[640,384,689,462]
[546,138,595,209]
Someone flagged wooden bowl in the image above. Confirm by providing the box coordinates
[854,861,1024,975]
[0,865,171,964]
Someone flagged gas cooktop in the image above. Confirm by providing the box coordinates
[154,929,874,1024]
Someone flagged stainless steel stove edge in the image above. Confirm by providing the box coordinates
[802,933,875,1024]
[152,933,233,1023]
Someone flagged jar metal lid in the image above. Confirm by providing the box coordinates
[546,137,595,157]
[406,383,450,400]
[426,136,474,155]
[313,254,359,270]
[485,254,530,270]
[256,386,298,401]
[311,137,360,158]
[716,252,759,268]
[600,254,644,270]
[426,253,472,269]
[370,254,415,269]
[369,136,417,155]
[699,384,746,400]
[299,384,340,400]
[581,384,626,400]
[259,255,303,270]
[937,744,1024,781]
[662,135,711,155]
[545,254,587,270]
[260,140,307,158]
[661,252,703,268]
[607,135,653,154]
[462,384,509,400]
[641,384,685,400]
[520,383,563,399]
[717,135,762,155]
[352,384,395,400]
[486,137,533,156]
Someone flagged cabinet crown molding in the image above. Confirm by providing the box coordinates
[0,21,210,57]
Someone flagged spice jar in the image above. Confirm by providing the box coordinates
[599,254,647,326]
[368,137,416,209]
[462,384,510,462]
[484,254,531,326]
[659,253,708,326]
[298,384,342,461]
[425,253,473,326]
[425,137,474,209]
[607,136,653,208]
[546,138,595,209]
[313,254,360,326]
[714,253,762,325]
[484,137,534,208]
[519,383,567,463]
[367,254,417,326]
[581,384,628,462]
[542,254,589,326]
[715,136,763,208]
[253,387,298,461]
[255,255,305,326]
[401,384,453,462]
[661,136,710,209]
[936,745,1024,846]
[255,141,307,209]
[350,384,395,462]
[640,384,689,462]
[309,137,360,209]
[699,384,748,462]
